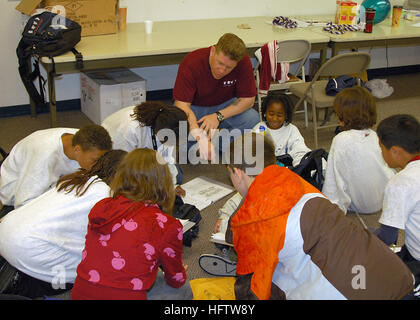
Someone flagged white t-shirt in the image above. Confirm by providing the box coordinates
[0,128,79,208]
[102,106,178,184]
[322,129,395,214]
[0,176,110,283]
[253,122,311,166]
[379,160,420,260]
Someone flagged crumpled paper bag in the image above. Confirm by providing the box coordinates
[366,79,394,99]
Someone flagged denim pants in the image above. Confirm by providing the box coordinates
[189,98,260,152]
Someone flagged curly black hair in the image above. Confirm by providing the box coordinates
[261,92,294,125]
[131,101,188,138]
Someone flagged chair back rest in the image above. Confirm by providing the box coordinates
[315,52,371,80]
[275,39,311,64]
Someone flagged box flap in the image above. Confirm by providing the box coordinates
[84,71,118,85]
[15,0,42,15]
[107,69,146,84]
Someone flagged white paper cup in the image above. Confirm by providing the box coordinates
[145,20,153,34]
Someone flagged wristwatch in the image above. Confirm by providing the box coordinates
[216,111,224,122]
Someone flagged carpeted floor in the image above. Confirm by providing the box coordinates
[0,72,419,299]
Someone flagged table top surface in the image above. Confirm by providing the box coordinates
[43,16,330,63]
[310,17,420,42]
[42,16,420,64]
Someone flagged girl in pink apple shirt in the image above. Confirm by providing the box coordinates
[71,148,188,300]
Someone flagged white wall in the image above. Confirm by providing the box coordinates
[1,0,419,109]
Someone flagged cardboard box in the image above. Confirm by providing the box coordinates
[81,69,146,124]
[16,0,119,36]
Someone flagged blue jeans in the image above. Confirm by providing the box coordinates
[189,98,260,152]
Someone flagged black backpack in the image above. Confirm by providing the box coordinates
[291,148,329,191]
[172,195,202,247]
[16,12,83,110]
[0,147,8,167]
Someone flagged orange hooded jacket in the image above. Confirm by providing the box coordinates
[231,165,319,300]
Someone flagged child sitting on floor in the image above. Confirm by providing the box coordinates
[0,124,112,210]
[253,91,310,167]
[322,87,395,214]
[202,132,414,300]
[374,114,420,294]
[71,149,189,300]
[0,150,126,299]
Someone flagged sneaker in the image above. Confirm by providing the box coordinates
[199,254,236,277]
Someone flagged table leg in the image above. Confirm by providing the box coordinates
[331,43,339,58]
[26,59,37,118]
[319,46,328,65]
[47,71,57,128]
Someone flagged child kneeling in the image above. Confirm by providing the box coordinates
[71,149,190,300]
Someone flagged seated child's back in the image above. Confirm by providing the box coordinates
[322,87,395,214]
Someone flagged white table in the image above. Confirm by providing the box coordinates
[38,16,331,127]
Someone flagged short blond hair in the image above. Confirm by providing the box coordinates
[215,33,247,62]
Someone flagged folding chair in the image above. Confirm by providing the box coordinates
[289,52,371,148]
[254,39,311,127]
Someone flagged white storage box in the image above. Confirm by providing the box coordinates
[81,69,146,124]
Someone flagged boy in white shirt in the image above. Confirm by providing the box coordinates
[374,114,420,294]
[0,124,112,210]
[322,87,395,214]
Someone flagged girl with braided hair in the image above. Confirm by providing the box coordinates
[102,102,188,191]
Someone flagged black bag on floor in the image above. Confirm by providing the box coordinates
[276,154,294,167]
[173,196,202,247]
[16,11,83,110]
[291,148,328,191]
[0,147,8,166]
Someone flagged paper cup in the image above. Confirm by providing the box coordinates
[145,20,153,34]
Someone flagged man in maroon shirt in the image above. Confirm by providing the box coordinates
[173,33,259,160]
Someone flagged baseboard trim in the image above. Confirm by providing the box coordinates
[367,65,420,78]
[0,89,174,118]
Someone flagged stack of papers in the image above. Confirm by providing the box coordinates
[180,176,234,211]
[178,218,196,233]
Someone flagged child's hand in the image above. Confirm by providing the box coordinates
[183,264,189,271]
[214,218,222,233]
[175,185,186,197]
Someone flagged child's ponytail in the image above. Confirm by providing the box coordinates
[132,101,188,137]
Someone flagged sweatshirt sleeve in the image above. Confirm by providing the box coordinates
[322,141,351,213]
[157,219,187,288]
[218,192,243,221]
[288,125,311,167]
